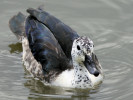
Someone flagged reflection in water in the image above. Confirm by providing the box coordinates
[23,70,102,100]
[8,42,22,54]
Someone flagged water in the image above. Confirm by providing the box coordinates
[0,0,133,100]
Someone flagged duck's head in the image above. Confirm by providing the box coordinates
[71,36,103,80]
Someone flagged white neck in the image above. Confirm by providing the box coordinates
[71,60,92,88]
[51,60,103,88]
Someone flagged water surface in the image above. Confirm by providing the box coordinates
[0,0,133,100]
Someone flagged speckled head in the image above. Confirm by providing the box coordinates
[71,36,94,61]
[76,36,94,54]
[71,36,103,77]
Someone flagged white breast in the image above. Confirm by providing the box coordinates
[51,69,74,88]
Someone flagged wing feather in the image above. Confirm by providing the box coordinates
[27,8,79,59]
[25,16,72,82]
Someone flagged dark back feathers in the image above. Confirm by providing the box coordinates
[25,16,72,82]
[27,8,79,59]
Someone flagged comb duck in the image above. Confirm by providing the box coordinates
[9,8,103,89]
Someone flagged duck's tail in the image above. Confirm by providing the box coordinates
[9,12,26,41]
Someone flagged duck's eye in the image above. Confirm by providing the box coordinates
[77,45,80,50]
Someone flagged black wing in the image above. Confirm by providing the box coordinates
[25,16,72,82]
[27,8,79,59]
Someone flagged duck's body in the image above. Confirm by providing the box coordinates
[9,8,103,89]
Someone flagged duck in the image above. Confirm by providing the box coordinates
[9,7,103,89]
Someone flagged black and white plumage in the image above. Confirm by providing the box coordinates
[9,8,103,88]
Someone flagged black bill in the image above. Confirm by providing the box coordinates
[83,53,100,77]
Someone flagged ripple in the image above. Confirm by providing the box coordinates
[89,28,133,100]
[1,0,133,100]
[91,54,133,100]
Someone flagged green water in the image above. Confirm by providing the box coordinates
[0,0,133,100]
